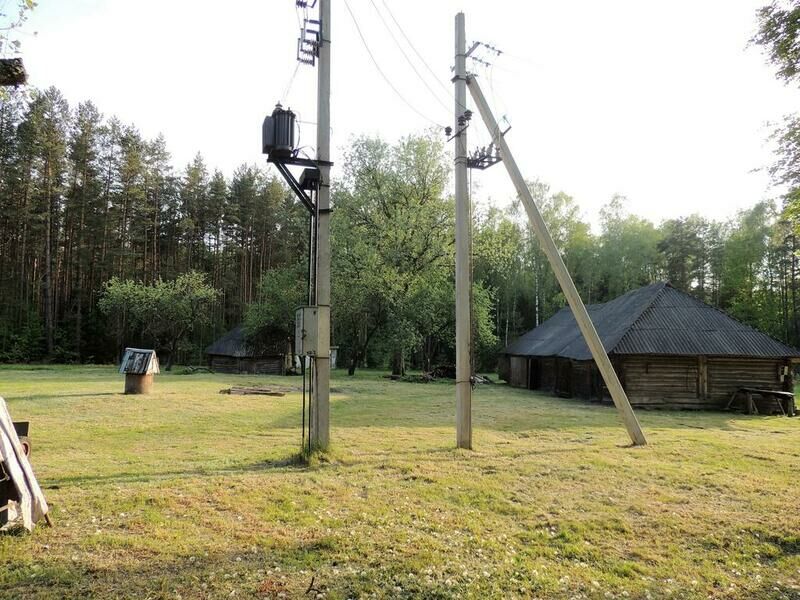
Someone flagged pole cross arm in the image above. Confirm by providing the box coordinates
[466,74,647,447]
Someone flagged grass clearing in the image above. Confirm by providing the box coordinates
[0,365,798,599]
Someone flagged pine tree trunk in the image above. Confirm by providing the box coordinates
[44,161,55,357]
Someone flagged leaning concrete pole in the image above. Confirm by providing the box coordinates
[466,75,647,447]
[454,13,472,449]
[312,0,331,450]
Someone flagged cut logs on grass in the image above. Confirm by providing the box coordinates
[220,386,287,397]
[383,368,494,385]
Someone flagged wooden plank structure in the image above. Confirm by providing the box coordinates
[220,386,289,397]
[0,397,48,531]
[119,348,159,394]
[726,387,796,416]
[501,283,800,411]
[467,73,647,445]
[205,325,290,375]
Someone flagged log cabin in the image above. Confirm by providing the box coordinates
[499,283,800,410]
[205,325,291,375]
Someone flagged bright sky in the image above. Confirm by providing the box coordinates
[20,0,800,229]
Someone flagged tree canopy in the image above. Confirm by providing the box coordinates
[98,271,219,370]
[1,83,798,369]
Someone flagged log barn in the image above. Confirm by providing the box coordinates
[205,325,291,375]
[499,283,800,409]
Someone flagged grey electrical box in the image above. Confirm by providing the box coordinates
[294,305,330,357]
[295,306,315,356]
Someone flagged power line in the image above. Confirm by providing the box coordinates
[280,61,301,104]
[482,52,515,141]
[374,0,493,152]
[379,0,469,114]
[380,0,451,100]
[369,0,451,114]
[343,0,445,128]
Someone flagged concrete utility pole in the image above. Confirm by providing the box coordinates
[312,0,331,450]
[466,75,647,447]
[454,12,472,450]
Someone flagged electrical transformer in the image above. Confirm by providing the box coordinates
[262,103,296,158]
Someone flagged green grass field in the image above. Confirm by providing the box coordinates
[0,366,798,599]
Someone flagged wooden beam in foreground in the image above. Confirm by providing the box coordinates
[466,74,647,447]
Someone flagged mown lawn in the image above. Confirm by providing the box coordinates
[0,365,798,599]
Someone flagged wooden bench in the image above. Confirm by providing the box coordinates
[726,387,796,417]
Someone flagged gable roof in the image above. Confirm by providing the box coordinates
[119,348,159,374]
[205,325,287,358]
[504,282,800,360]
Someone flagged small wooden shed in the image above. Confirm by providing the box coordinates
[205,326,290,375]
[119,348,159,394]
[500,283,800,410]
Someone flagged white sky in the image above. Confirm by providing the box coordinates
[19,0,800,229]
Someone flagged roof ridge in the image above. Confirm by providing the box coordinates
[605,282,669,353]
[678,287,800,352]
[503,282,800,359]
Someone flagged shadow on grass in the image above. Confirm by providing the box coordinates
[2,528,799,600]
[41,453,309,488]
[0,541,354,600]
[266,389,748,434]
[5,392,119,402]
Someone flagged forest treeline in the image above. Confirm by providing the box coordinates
[1,86,798,369]
[0,87,307,362]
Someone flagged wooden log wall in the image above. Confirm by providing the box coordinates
[209,356,284,375]
[509,356,528,388]
[555,358,573,397]
[497,355,511,382]
[210,356,239,374]
[251,358,284,375]
[571,361,593,398]
[620,356,701,408]
[503,352,791,412]
[540,358,556,391]
[707,358,782,404]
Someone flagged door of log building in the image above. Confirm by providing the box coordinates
[527,359,541,390]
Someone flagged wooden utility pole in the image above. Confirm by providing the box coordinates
[454,13,472,450]
[312,0,331,450]
[466,74,647,447]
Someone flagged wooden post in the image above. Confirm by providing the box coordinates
[698,356,708,401]
[466,74,647,446]
[782,359,793,392]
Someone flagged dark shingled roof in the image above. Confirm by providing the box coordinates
[205,325,287,358]
[504,282,800,360]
